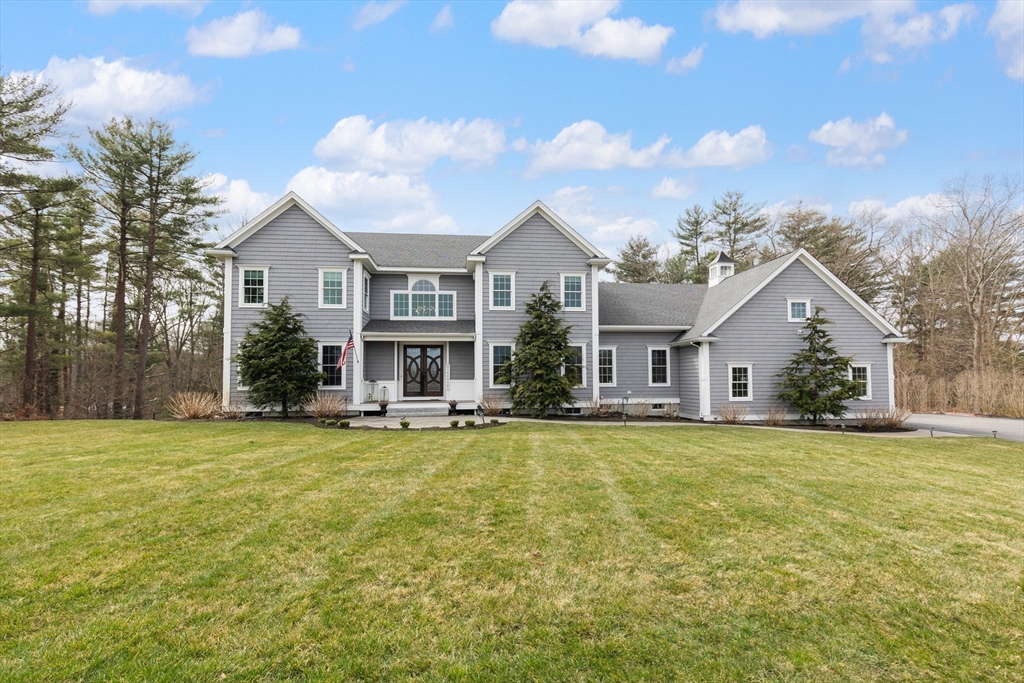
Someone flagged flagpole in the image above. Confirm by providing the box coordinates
[349,328,360,363]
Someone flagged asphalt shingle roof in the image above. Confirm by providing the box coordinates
[362,319,476,335]
[344,232,489,269]
[598,282,706,326]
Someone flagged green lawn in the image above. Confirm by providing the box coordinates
[1,421,1021,682]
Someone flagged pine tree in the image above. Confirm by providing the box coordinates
[611,235,660,283]
[711,190,767,270]
[672,204,711,282]
[500,281,577,417]
[235,298,323,418]
[775,307,860,425]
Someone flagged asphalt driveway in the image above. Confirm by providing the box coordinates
[906,413,1023,442]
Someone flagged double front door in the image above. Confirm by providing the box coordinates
[403,345,444,397]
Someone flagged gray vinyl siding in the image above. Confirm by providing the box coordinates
[368,274,407,320]
[229,205,355,405]
[708,260,890,416]
[439,275,475,321]
[482,214,594,402]
[364,341,395,382]
[448,341,475,380]
[677,344,700,416]
[597,332,680,400]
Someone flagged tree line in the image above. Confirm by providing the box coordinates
[612,183,1024,417]
[1,73,221,418]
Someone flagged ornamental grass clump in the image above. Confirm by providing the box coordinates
[167,392,219,420]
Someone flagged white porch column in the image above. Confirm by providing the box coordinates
[591,263,600,402]
[698,341,711,418]
[353,260,363,405]
[221,256,233,407]
[474,260,484,403]
[886,342,895,410]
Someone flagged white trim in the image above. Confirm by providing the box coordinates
[318,267,348,309]
[488,341,514,389]
[237,265,268,308]
[647,345,671,387]
[727,363,753,402]
[600,325,691,332]
[474,262,484,403]
[389,289,458,320]
[886,343,896,410]
[591,263,600,401]
[698,342,711,417]
[564,342,587,388]
[362,274,371,313]
[361,332,476,341]
[235,362,248,391]
[560,272,586,311]
[216,192,363,252]
[702,250,902,338]
[407,274,441,290]
[353,261,364,404]
[471,200,606,259]
[318,341,348,390]
[488,270,516,311]
[848,362,872,400]
[787,297,811,323]
[597,346,617,387]
[221,256,233,405]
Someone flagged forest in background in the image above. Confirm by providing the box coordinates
[2,73,1022,419]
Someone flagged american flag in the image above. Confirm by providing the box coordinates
[338,332,355,368]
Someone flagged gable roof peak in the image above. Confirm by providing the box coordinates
[214,191,364,253]
[470,200,607,259]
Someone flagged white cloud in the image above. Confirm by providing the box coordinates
[203,173,274,225]
[808,112,908,168]
[431,5,454,33]
[713,1,977,63]
[87,0,207,16]
[517,120,772,176]
[988,0,1024,82]
[187,9,301,58]
[286,167,458,233]
[516,120,671,176]
[847,194,946,222]
[492,0,674,65]
[313,115,506,174]
[678,125,774,169]
[651,176,698,200]
[16,56,201,126]
[545,185,659,247]
[354,1,405,30]
[666,44,706,74]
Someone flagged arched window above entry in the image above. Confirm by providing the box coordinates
[412,279,436,292]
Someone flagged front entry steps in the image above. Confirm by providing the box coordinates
[354,401,478,417]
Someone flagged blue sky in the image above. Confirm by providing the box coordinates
[2,0,1022,256]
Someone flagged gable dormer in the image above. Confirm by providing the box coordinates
[708,251,735,287]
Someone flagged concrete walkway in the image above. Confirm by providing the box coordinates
[905,413,1023,442]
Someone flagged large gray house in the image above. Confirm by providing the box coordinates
[208,192,908,419]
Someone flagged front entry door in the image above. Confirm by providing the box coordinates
[403,346,444,397]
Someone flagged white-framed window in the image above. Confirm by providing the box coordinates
[318,268,347,308]
[560,273,586,311]
[489,271,515,310]
[391,278,457,320]
[234,362,248,391]
[238,266,268,308]
[563,343,586,387]
[788,298,811,322]
[318,342,347,390]
[362,275,371,313]
[598,346,617,387]
[728,363,753,401]
[648,346,670,386]
[489,342,514,388]
[849,363,871,399]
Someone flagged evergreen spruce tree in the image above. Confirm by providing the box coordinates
[775,307,860,425]
[611,235,660,283]
[235,298,323,418]
[499,282,577,417]
[671,204,712,283]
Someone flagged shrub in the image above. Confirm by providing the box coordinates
[717,403,748,424]
[219,399,247,421]
[400,419,410,429]
[450,419,460,428]
[854,408,886,431]
[303,392,350,419]
[465,419,476,427]
[480,393,504,416]
[338,420,350,429]
[628,399,651,419]
[882,407,912,429]
[167,392,219,420]
[490,418,499,425]
[760,404,788,426]
[584,397,611,417]
[325,419,337,427]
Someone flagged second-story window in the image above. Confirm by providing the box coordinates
[239,267,267,307]
[362,275,370,312]
[562,274,584,310]
[319,269,346,308]
[392,279,456,320]
[491,272,514,310]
